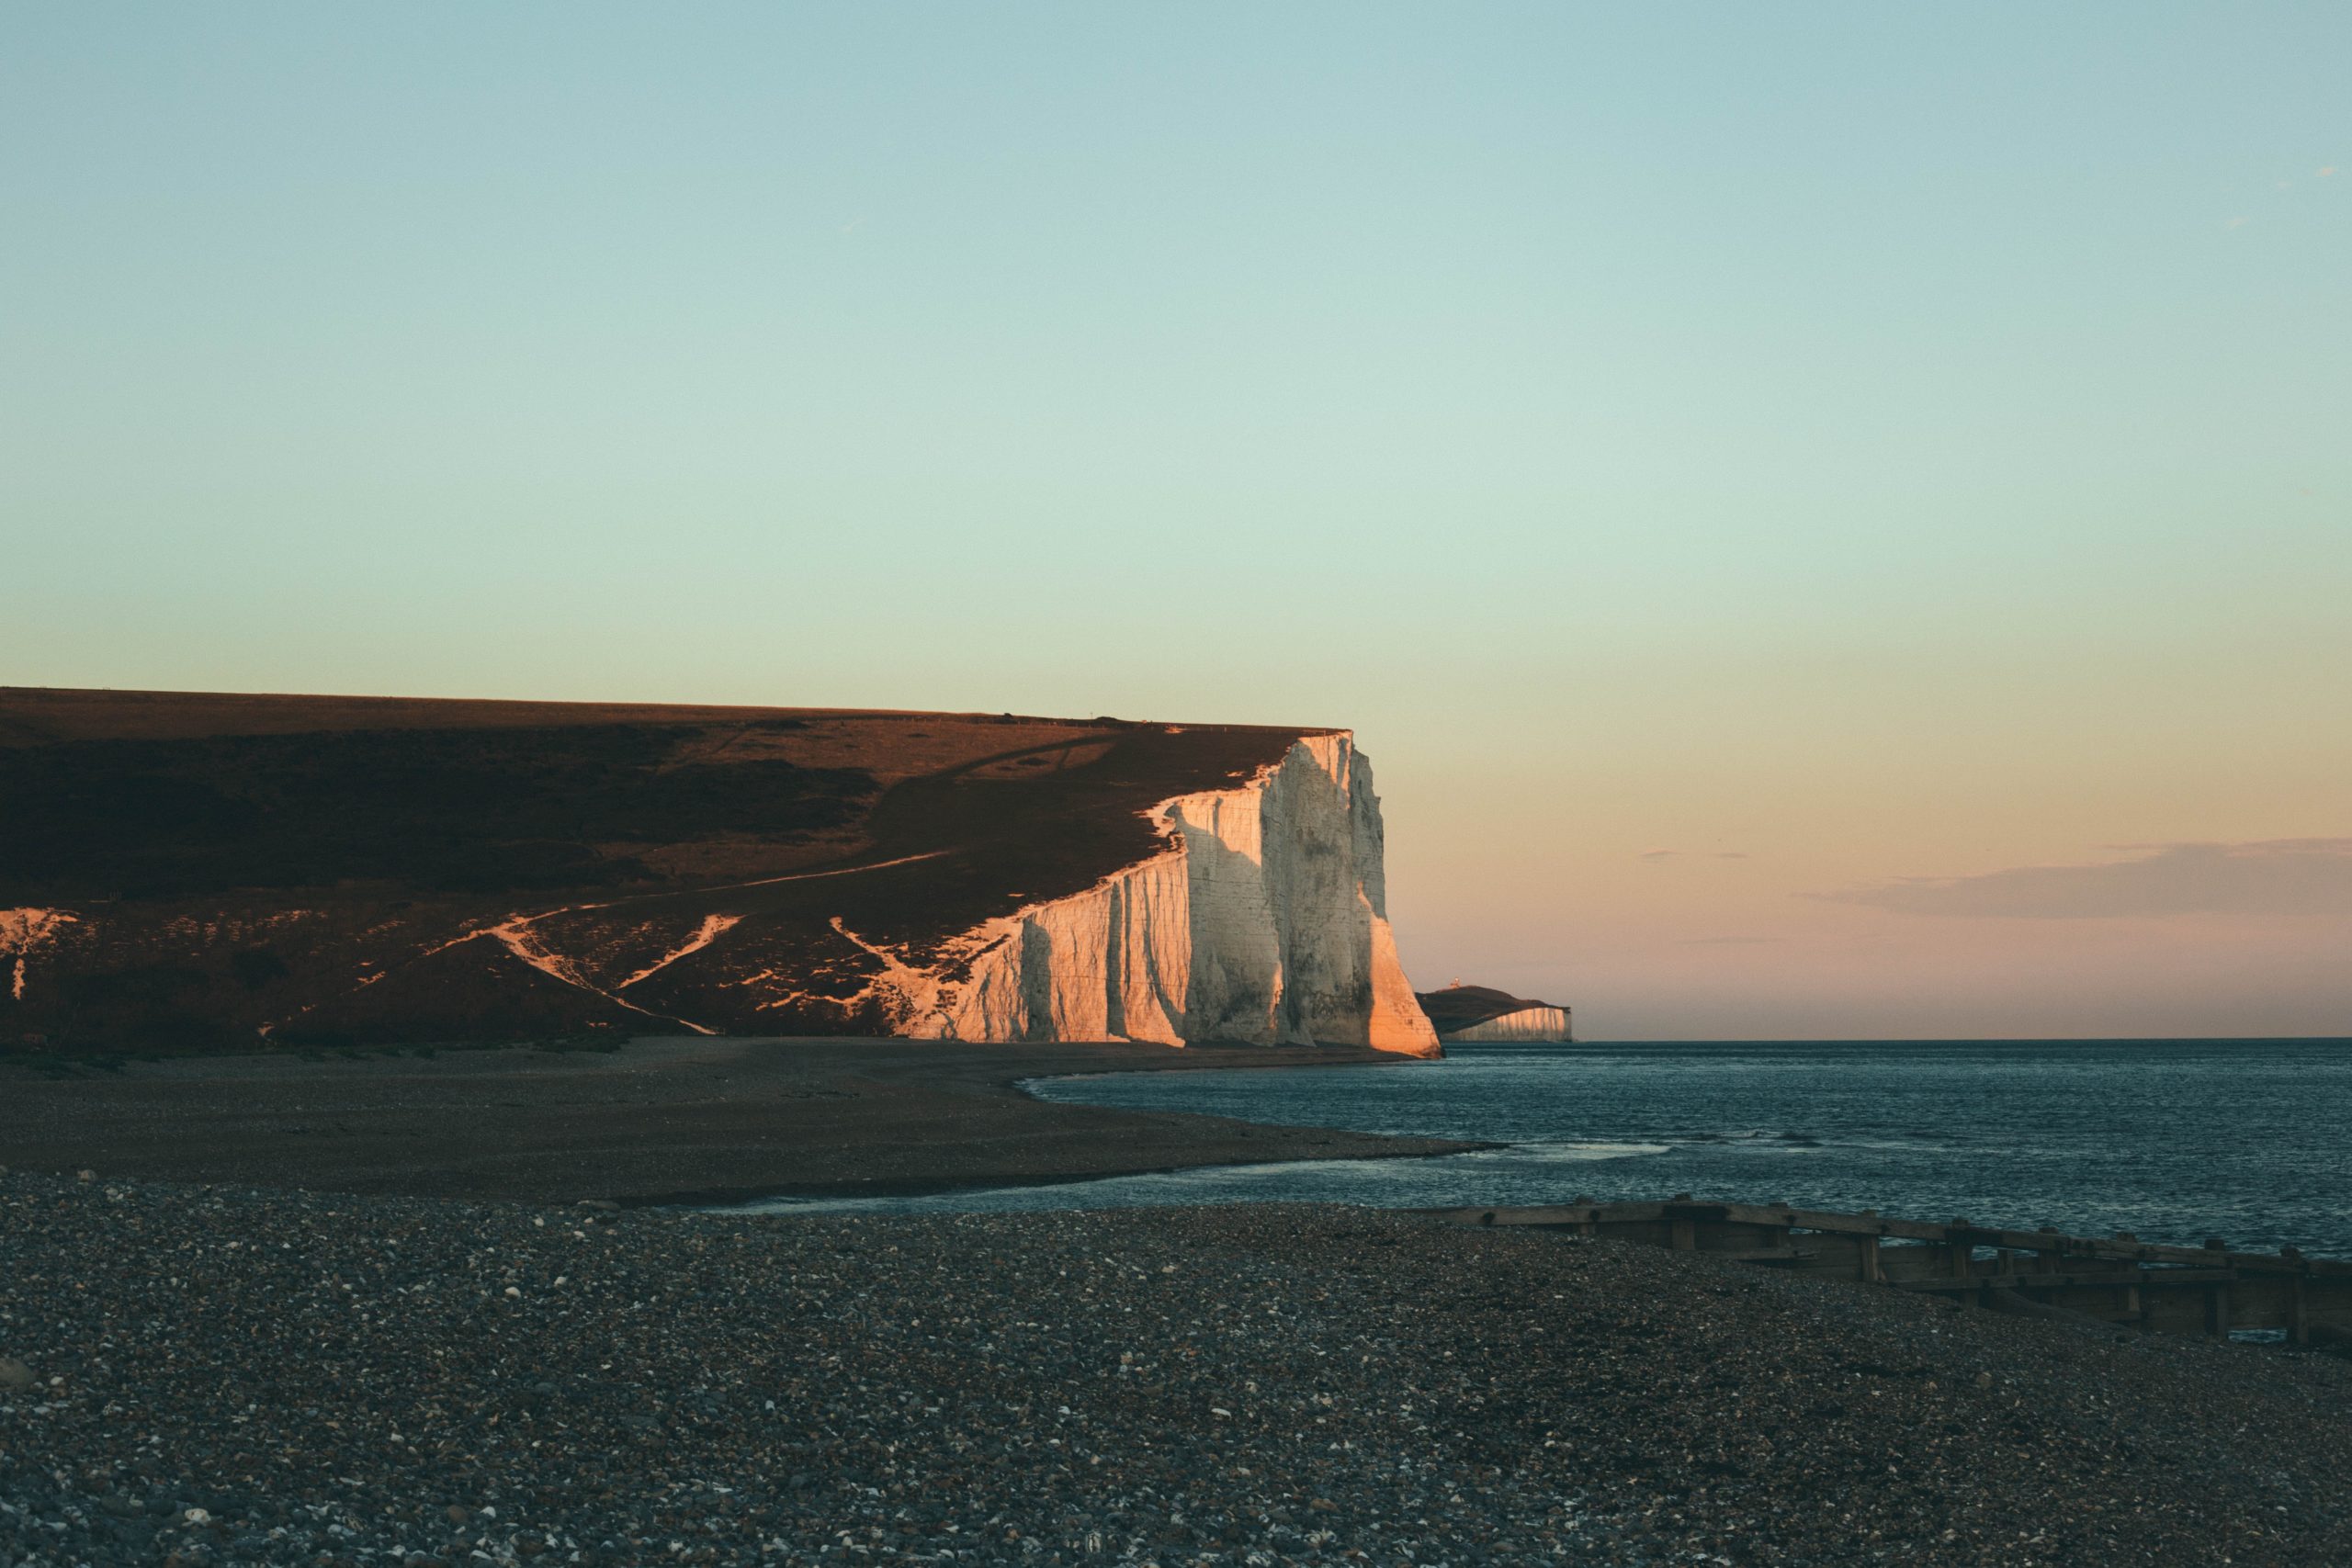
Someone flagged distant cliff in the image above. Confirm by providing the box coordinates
[1415,984,1573,1043]
[0,688,1438,1056]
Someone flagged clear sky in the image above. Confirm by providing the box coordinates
[5,4,2346,1038]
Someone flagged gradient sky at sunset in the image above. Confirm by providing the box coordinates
[6,4,2346,1037]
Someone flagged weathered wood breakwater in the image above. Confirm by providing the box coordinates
[1437,1197,2352,1348]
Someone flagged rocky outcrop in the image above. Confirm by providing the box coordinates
[0,688,1440,1055]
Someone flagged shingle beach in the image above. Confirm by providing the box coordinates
[6,1170,2349,1567]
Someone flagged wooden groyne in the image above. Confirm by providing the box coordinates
[1432,1196,2352,1348]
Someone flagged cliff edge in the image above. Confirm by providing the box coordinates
[1415,984,1573,1043]
[0,688,1439,1055]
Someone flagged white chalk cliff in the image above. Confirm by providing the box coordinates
[1,691,1458,1054]
[1442,1006,1573,1043]
[865,735,1440,1055]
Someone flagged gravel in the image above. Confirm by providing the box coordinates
[3,1171,2348,1566]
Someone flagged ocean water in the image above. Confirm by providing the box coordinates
[730,1040,2352,1258]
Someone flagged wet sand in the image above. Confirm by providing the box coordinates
[0,1035,1479,1204]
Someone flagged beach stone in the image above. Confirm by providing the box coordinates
[0,1356,34,1389]
[76,1168,97,1181]
[4,1171,2351,1565]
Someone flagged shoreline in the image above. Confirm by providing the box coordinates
[666,1141,1498,1212]
[0,1033,1487,1205]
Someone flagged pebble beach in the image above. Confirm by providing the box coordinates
[6,1169,2350,1567]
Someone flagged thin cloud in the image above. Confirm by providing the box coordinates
[1812,839,2352,919]
[2321,166,2338,177]
[1640,850,1679,862]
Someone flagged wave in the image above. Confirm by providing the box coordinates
[1528,1141,1673,1161]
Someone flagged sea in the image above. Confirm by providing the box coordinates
[729,1040,2352,1258]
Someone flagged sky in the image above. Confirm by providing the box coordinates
[4,4,2346,1039]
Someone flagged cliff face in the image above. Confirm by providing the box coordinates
[895,736,1438,1055]
[1441,1006,1573,1043]
[0,688,1438,1055]
[1415,983,1574,1043]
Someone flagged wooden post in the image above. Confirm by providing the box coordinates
[1859,1233,1883,1284]
[2116,1234,2142,1324]
[2203,1239,2230,1338]
[1948,1221,1975,1281]
[2283,1248,2309,1347]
